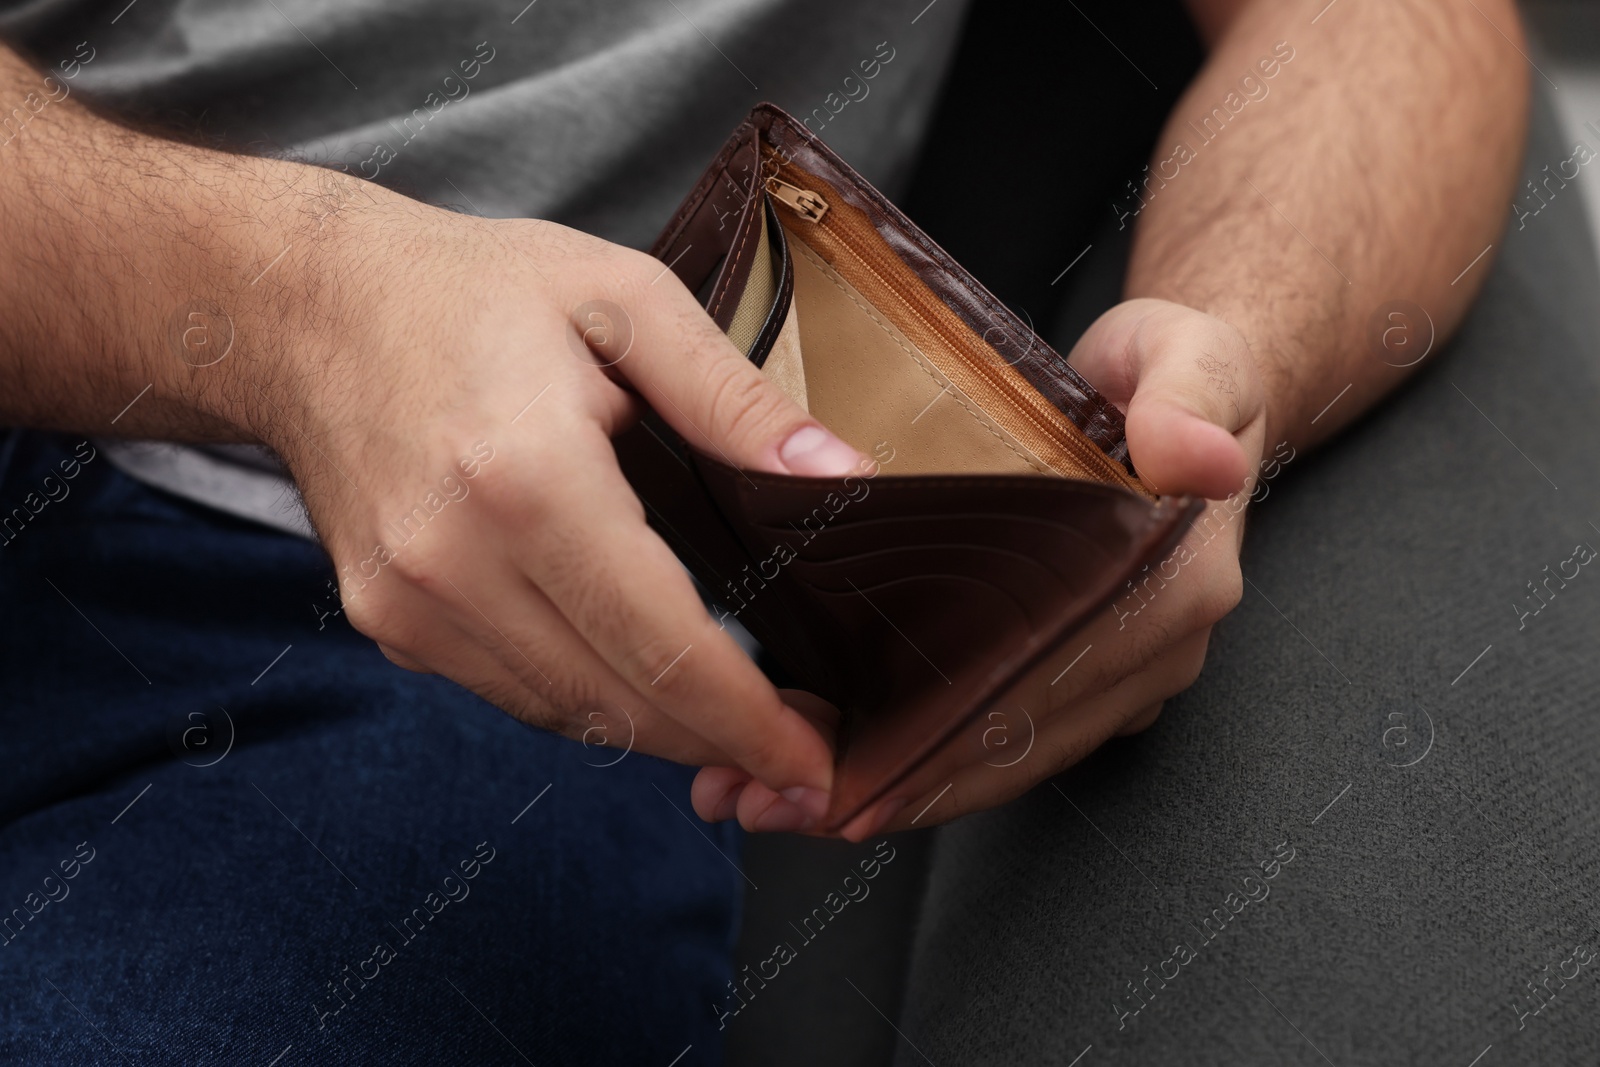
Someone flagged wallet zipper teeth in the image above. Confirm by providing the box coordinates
[770,167,1128,486]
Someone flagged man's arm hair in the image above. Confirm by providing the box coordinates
[0,41,379,445]
[1134,0,1528,448]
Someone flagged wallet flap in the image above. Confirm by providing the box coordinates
[620,103,1204,832]
[692,459,1198,827]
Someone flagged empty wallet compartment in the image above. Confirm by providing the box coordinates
[617,104,1200,829]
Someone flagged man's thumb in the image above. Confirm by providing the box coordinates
[1125,392,1252,500]
[607,270,863,477]
[1071,300,1259,500]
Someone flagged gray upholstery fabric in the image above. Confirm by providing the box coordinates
[895,87,1600,1065]
[727,832,932,1067]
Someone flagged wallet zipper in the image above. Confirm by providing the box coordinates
[766,178,829,222]
[766,167,1136,489]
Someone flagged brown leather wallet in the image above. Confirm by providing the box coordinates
[614,103,1201,831]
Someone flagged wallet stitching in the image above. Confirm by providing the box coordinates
[762,113,1130,452]
[710,196,762,321]
[749,200,795,367]
[725,467,1144,497]
[894,237,1110,425]
[791,240,1052,477]
[655,122,756,257]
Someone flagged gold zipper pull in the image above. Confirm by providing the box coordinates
[766,177,829,222]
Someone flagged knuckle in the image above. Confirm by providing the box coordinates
[542,675,604,732]
[1176,558,1241,633]
[337,581,406,646]
[1135,300,1191,350]
[703,359,790,448]
[1172,642,1208,694]
[525,221,613,275]
[607,246,665,292]
[481,461,552,525]
[630,635,698,698]
[388,536,449,590]
[543,535,635,638]
[478,439,595,529]
[731,724,789,780]
[1201,564,1245,625]
[502,688,567,736]
[1043,729,1099,775]
[340,595,393,645]
[1122,701,1165,735]
[494,665,603,737]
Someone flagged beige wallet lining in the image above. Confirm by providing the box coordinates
[725,182,1143,489]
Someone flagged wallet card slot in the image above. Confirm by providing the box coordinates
[750,510,1124,568]
[719,197,791,359]
[809,571,1041,634]
[786,547,1070,622]
[720,204,776,355]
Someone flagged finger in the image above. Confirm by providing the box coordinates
[844,630,1211,839]
[838,599,1218,839]
[776,688,843,749]
[1070,300,1263,499]
[350,553,733,767]
[595,255,868,478]
[692,689,840,824]
[504,426,836,807]
[1117,700,1165,736]
[732,778,814,833]
[1124,393,1252,500]
[730,775,864,836]
[736,528,1229,837]
[378,643,434,673]
[1120,313,1257,499]
[692,766,751,822]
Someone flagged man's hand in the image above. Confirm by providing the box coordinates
[0,43,860,830]
[692,299,1268,837]
[697,0,1527,834]
[307,195,866,820]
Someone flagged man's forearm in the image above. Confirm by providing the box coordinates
[0,43,379,445]
[1127,0,1529,450]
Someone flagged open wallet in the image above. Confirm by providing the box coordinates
[613,103,1202,831]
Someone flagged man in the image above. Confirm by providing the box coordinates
[0,0,1547,1063]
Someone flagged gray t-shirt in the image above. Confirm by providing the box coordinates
[0,0,968,536]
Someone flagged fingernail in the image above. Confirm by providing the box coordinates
[751,787,828,834]
[779,425,860,478]
[751,797,810,833]
[712,781,748,822]
[779,786,830,825]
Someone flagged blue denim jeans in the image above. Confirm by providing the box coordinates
[0,429,742,1065]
